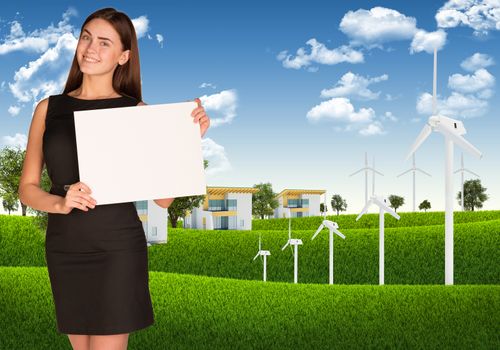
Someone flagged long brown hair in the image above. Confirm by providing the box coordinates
[63,7,142,101]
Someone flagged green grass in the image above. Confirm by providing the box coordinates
[2,215,499,284]
[1,266,499,350]
[253,210,500,230]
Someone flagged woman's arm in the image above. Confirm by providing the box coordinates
[137,100,175,209]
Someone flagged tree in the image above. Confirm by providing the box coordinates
[320,203,327,215]
[168,159,209,228]
[388,195,404,213]
[2,192,18,214]
[457,179,488,211]
[0,146,26,215]
[330,194,347,216]
[418,200,431,212]
[252,182,278,219]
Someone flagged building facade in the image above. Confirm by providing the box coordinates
[183,187,259,230]
[274,189,325,218]
[134,200,168,244]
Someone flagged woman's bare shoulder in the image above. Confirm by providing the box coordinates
[137,100,147,106]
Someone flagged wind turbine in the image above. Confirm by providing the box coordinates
[311,215,346,285]
[350,152,383,205]
[371,155,384,196]
[454,152,480,211]
[356,195,400,285]
[281,208,303,283]
[406,47,482,285]
[397,153,431,212]
[253,234,271,281]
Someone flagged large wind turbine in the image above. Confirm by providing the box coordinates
[281,208,303,283]
[350,152,383,205]
[253,234,271,281]
[311,218,346,285]
[454,152,480,211]
[356,196,399,285]
[406,47,482,285]
[397,154,431,212]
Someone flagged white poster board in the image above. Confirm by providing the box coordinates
[74,101,206,205]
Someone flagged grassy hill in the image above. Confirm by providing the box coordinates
[1,266,499,350]
[1,214,499,284]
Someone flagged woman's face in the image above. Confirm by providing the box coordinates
[76,18,130,76]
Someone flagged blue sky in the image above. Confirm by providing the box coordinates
[1,0,499,214]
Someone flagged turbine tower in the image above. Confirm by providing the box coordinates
[397,153,431,212]
[281,208,303,283]
[253,234,271,281]
[356,196,399,285]
[350,152,383,205]
[406,47,482,285]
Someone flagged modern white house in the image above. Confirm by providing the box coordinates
[183,186,259,230]
[274,189,325,218]
[134,200,168,244]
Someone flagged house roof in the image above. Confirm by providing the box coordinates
[207,186,260,195]
[275,189,326,198]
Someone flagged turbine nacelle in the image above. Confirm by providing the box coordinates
[428,115,466,135]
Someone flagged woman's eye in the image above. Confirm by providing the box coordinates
[100,42,109,46]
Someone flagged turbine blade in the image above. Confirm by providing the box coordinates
[367,167,384,176]
[333,228,346,239]
[311,224,324,240]
[435,123,482,159]
[356,200,372,221]
[281,242,290,251]
[253,252,260,261]
[415,168,431,177]
[397,168,413,177]
[349,167,367,177]
[406,124,432,160]
[373,197,400,220]
[463,168,480,177]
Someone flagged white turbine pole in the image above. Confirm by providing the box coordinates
[445,136,454,285]
[372,155,375,196]
[433,47,437,115]
[294,244,299,283]
[364,152,368,204]
[379,206,384,285]
[263,255,267,282]
[412,155,416,212]
[329,226,334,284]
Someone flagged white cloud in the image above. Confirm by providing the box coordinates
[131,15,150,39]
[277,38,364,70]
[320,71,388,100]
[0,8,77,55]
[9,32,77,104]
[156,33,164,48]
[416,91,489,118]
[436,0,500,36]
[382,111,398,122]
[306,97,375,124]
[201,138,231,175]
[359,121,385,136]
[410,29,447,53]
[8,105,20,116]
[448,68,495,94]
[461,52,495,71]
[199,89,238,127]
[199,82,217,89]
[2,133,27,149]
[339,7,418,47]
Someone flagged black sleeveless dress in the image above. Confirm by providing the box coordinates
[42,93,155,335]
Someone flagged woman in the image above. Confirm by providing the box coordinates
[18,7,210,350]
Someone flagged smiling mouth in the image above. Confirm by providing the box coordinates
[83,55,100,63]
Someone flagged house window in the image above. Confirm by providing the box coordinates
[240,219,244,228]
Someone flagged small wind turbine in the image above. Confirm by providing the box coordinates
[454,152,479,211]
[311,215,346,285]
[356,195,399,285]
[253,234,271,282]
[281,208,303,283]
[350,152,383,205]
[371,155,384,196]
[406,47,482,285]
[397,154,431,212]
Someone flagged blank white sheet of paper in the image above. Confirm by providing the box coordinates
[73,101,206,206]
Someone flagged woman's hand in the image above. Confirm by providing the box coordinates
[57,181,97,214]
[191,98,210,137]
